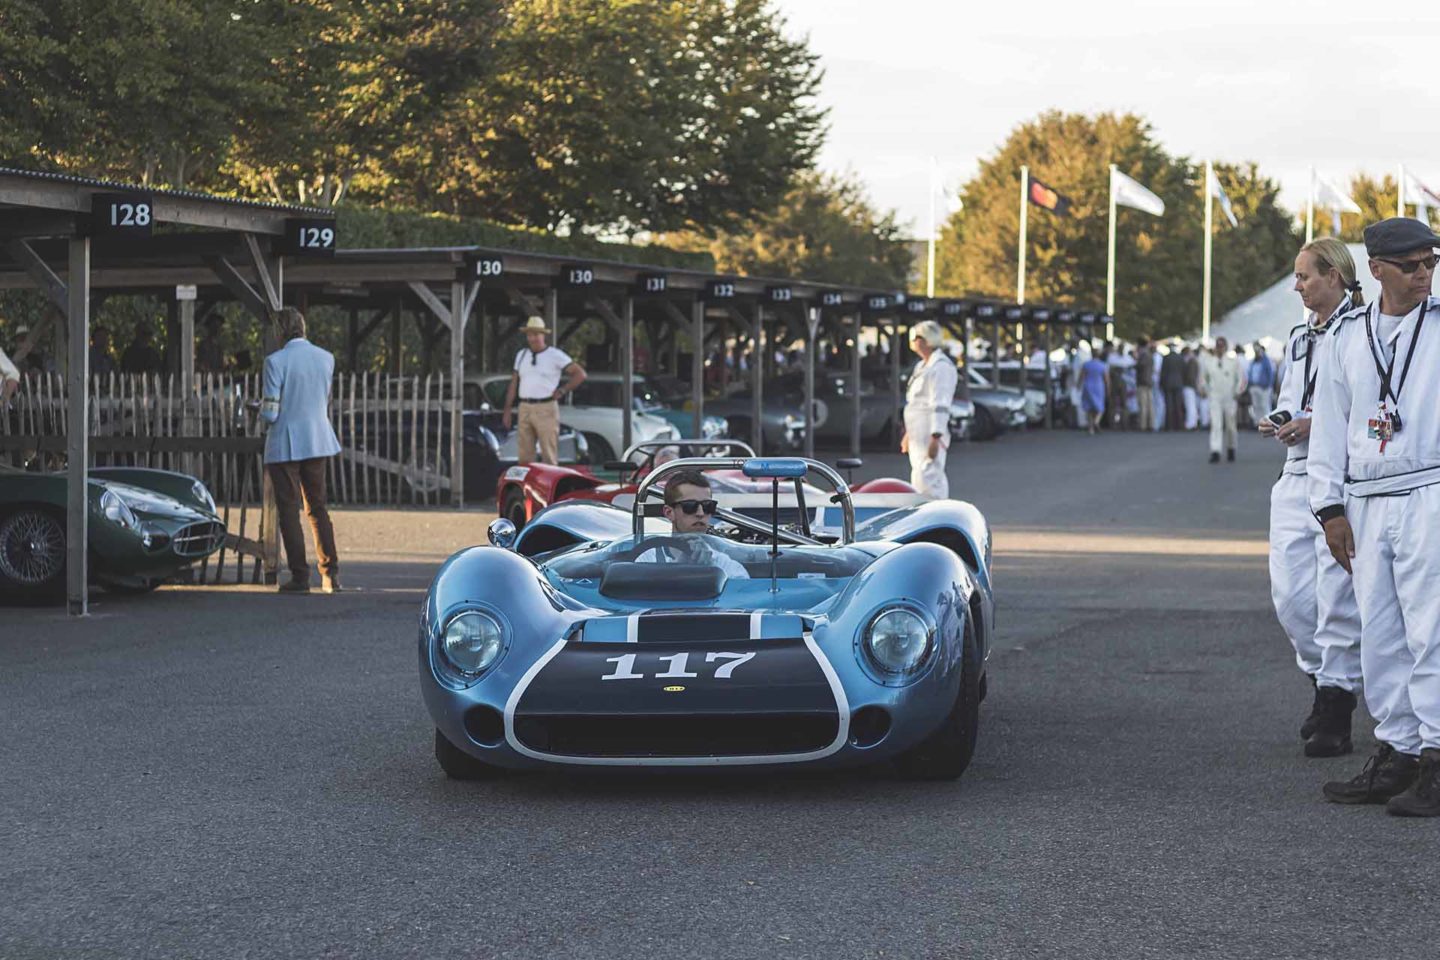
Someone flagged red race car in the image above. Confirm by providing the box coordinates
[495,440,923,530]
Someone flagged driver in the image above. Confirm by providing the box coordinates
[634,469,749,578]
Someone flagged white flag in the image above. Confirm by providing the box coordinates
[1315,175,1361,215]
[1207,166,1238,227]
[1111,168,1164,216]
[1404,170,1440,222]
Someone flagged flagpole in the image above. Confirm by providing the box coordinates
[926,156,938,298]
[1106,165,1118,320]
[1398,163,1406,218]
[1202,160,1214,343]
[1305,166,1315,244]
[1016,165,1028,306]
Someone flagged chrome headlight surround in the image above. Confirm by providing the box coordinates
[100,489,139,531]
[857,604,936,686]
[432,605,510,688]
[191,479,217,514]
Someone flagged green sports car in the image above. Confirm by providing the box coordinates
[0,465,227,603]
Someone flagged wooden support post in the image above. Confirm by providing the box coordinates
[391,298,402,376]
[992,320,1001,387]
[65,237,89,616]
[804,308,819,458]
[1042,324,1054,429]
[750,302,764,455]
[620,296,634,454]
[691,300,705,439]
[449,278,469,508]
[850,314,862,458]
[890,321,903,448]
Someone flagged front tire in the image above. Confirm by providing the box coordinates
[500,487,529,529]
[893,618,981,781]
[435,728,501,780]
[0,506,67,605]
[582,432,615,464]
[970,405,998,442]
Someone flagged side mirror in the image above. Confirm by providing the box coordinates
[487,518,517,549]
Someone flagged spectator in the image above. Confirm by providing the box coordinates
[1160,344,1186,431]
[120,321,163,375]
[1,343,19,405]
[1106,342,1130,430]
[1247,340,1275,425]
[1181,346,1201,430]
[1134,337,1155,431]
[501,316,586,465]
[1200,336,1247,463]
[196,318,226,374]
[90,327,117,377]
[259,307,343,594]
[1068,338,1091,429]
[1151,343,1166,432]
[1080,345,1109,435]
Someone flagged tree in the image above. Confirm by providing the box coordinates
[663,170,911,287]
[933,111,1298,339]
[398,0,826,235]
[0,0,287,188]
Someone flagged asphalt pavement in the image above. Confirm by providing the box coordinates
[3,427,1432,960]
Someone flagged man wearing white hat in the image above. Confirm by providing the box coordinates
[901,320,957,498]
[502,316,586,465]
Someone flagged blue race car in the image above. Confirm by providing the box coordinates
[419,456,993,780]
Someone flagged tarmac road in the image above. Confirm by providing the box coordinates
[2,429,1431,960]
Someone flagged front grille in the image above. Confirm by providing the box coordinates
[513,712,838,758]
[172,521,226,557]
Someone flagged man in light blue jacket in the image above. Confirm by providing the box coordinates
[260,308,342,593]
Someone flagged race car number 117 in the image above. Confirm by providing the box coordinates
[601,651,755,681]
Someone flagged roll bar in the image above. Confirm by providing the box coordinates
[620,438,756,461]
[632,456,855,544]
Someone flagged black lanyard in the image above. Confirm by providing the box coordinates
[1363,301,1427,410]
[1298,296,1350,410]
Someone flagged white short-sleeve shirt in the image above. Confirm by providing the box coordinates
[514,346,574,399]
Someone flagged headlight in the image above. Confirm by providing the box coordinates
[100,489,139,531]
[703,416,727,439]
[191,480,216,513]
[783,413,803,430]
[863,608,933,678]
[440,611,505,677]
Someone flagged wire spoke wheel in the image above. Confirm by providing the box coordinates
[0,509,66,586]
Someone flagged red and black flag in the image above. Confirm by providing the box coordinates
[1028,177,1071,216]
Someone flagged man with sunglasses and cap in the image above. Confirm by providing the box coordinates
[1309,217,1440,816]
[633,469,749,578]
[501,316,586,465]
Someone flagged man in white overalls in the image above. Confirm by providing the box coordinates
[901,321,958,499]
[1310,218,1440,816]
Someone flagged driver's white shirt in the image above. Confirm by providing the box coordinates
[633,534,750,579]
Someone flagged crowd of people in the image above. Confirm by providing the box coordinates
[1062,334,1280,461]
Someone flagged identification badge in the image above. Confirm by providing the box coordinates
[1367,402,1396,453]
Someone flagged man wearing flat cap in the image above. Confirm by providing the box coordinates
[1308,217,1440,816]
[901,320,958,498]
[501,316,586,465]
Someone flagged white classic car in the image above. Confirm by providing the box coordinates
[467,374,678,463]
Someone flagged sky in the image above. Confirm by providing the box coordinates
[772,0,1440,236]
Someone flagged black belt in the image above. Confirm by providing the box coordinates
[518,396,555,404]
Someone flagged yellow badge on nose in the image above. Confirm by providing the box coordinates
[663,685,686,693]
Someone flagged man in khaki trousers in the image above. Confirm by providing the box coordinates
[260,308,342,593]
[501,316,586,464]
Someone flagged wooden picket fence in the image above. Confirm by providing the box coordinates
[0,371,454,584]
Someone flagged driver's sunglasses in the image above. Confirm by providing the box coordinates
[671,499,719,516]
[1377,254,1439,274]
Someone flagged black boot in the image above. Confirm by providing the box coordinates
[1387,749,1440,817]
[1226,448,1236,462]
[1208,452,1221,463]
[1300,675,1321,740]
[1304,686,1356,758]
[1322,744,1420,804]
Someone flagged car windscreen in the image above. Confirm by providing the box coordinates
[545,535,873,581]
